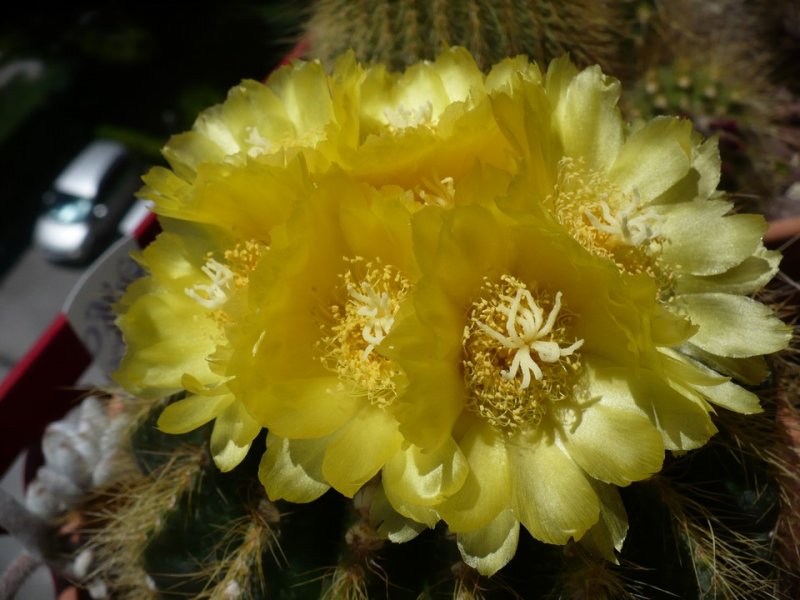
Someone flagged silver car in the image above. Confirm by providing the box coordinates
[34,140,142,263]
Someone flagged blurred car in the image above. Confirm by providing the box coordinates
[33,139,142,263]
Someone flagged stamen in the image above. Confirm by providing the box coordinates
[320,258,410,407]
[547,157,665,279]
[583,198,659,247]
[416,176,456,207]
[185,240,267,310]
[185,259,234,309]
[462,276,583,435]
[476,289,583,390]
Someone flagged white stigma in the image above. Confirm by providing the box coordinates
[347,282,396,358]
[584,198,660,247]
[185,259,234,309]
[476,289,583,390]
[384,101,434,130]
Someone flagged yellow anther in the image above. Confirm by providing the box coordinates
[320,258,409,407]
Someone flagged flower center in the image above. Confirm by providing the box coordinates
[415,176,456,207]
[548,157,664,278]
[462,275,583,435]
[320,257,410,408]
[384,101,435,130]
[185,240,267,310]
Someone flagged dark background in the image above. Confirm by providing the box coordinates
[0,2,306,274]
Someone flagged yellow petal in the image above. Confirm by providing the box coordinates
[681,293,791,358]
[157,393,232,434]
[258,434,330,503]
[659,201,766,276]
[563,402,664,486]
[247,376,359,438]
[456,509,520,577]
[681,343,769,385]
[211,401,261,472]
[693,379,763,414]
[675,249,780,295]
[509,433,599,545]
[548,59,623,172]
[115,285,221,397]
[609,117,693,202]
[634,372,717,451]
[370,484,428,543]
[382,437,468,506]
[322,407,402,497]
[579,482,628,563]
[438,421,511,532]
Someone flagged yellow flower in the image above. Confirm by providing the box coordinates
[115,227,262,471]
[113,48,791,579]
[220,173,445,502]
[116,158,315,471]
[140,48,516,231]
[381,197,725,574]
[486,55,790,398]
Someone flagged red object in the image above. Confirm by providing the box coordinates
[0,315,91,478]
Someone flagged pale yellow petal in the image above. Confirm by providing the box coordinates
[693,379,763,414]
[563,402,664,486]
[258,434,330,503]
[509,434,599,545]
[211,401,262,472]
[609,117,692,202]
[675,249,780,295]
[681,293,791,358]
[370,484,428,543]
[579,482,628,563]
[456,509,520,577]
[548,60,623,172]
[323,407,403,497]
[680,343,769,385]
[636,373,717,451]
[382,437,468,506]
[438,421,511,532]
[659,201,766,276]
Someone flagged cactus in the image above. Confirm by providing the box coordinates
[1,369,776,599]
[304,0,636,74]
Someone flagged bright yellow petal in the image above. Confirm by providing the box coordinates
[509,433,599,545]
[456,509,520,577]
[258,434,330,503]
[247,377,360,439]
[210,400,261,472]
[157,393,232,434]
[322,407,403,497]
[681,293,792,358]
[382,437,468,506]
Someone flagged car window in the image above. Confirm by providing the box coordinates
[45,190,93,224]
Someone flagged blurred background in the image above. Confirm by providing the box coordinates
[0,3,305,597]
